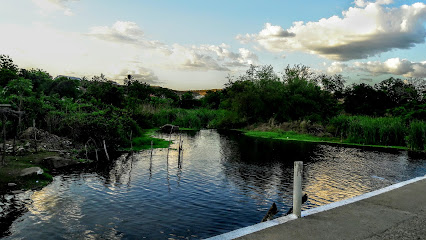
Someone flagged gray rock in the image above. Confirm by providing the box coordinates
[11,190,24,194]
[8,183,17,187]
[20,167,43,177]
[160,124,180,133]
[4,194,13,201]
[42,156,78,169]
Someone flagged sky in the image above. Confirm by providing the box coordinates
[0,0,425,90]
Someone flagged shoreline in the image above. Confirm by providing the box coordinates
[240,129,414,152]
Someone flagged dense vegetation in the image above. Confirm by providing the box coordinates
[0,54,425,155]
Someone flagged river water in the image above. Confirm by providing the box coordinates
[3,130,426,239]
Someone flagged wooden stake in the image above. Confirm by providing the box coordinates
[129,130,133,153]
[33,119,37,153]
[1,115,6,166]
[103,140,110,161]
[150,140,153,157]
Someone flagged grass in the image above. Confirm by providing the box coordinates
[407,120,426,151]
[124,128,170,151]
[0,151,58,193]
[242,129,409,150]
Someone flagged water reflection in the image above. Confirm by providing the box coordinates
[3,130,425,239]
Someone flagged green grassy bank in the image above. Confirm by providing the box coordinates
[242,130,409,150]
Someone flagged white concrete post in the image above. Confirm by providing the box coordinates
[293,161,303,218]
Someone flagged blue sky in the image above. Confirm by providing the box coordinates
[0,0,425,89]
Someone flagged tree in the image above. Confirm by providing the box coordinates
[179,91,200,109]
[0,55,18,72]
[202,90,223,109]
[4,77,33,131]
[48,77,81,99]
[344,83,387,116]
[318,74,345,98]
[0,55,18,87]
[375,77,419,107]
[19,68,52,93]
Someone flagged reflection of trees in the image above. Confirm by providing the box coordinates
[95,153,135,186]
[218,131,317,208]
[218,132,423,212]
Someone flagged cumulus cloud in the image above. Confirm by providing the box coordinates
[88,21,258,72]
[327,62,349,74]
[115,66,159,84]
[88,21,166,49]
[238,1,426,61]
[32,0,78,16]
[170,44,258,71]
[354,58,426,77]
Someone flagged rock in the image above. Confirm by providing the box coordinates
[20,167,43,177]
[8,183,17,187]
[17,147,25,154]
[11,190,24,194]
[42,156,78,169]
[160,124,179,133]
[4,194,13,201]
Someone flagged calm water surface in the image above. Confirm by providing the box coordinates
[3,130,426,239]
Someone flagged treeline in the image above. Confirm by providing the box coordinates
[203,65,425,150]
[0,55,228,152]
[0,54,425,151]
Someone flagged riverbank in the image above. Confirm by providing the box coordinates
[241,130,410,151]
[0,152,58,194]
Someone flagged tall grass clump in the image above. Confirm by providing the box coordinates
[407,120,426,151]
[329,115,406,146]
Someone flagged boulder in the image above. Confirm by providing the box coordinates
[42,156,78,169]
[20,167,43,177]
[7,183,17,187]
[160,124,179,133]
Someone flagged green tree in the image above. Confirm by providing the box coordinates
[0,55,19,87]
[19,68,52,93]
[48,77,81,99]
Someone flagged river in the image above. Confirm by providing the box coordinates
[2,130,426,239]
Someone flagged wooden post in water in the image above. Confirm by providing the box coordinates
[150,140,153,158]
[129,130,133,153]
[85,144,88,160]
[293,161,303,218]
[33,119,38,153]
[103,140,110,161]
[166,129,172,159]
[1,114,6,165]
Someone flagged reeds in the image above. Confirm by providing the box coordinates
[407,120,426,151]
[329,115,407,147]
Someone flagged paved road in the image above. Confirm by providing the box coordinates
[237,178,426,240]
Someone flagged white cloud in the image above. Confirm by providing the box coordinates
[32,0,78,16]
[88,21,166,50]
[327,62,349,74]
[238,1,426,61]
[354,58,426,77]
[88,21,258,72]
[114,65,159,84]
